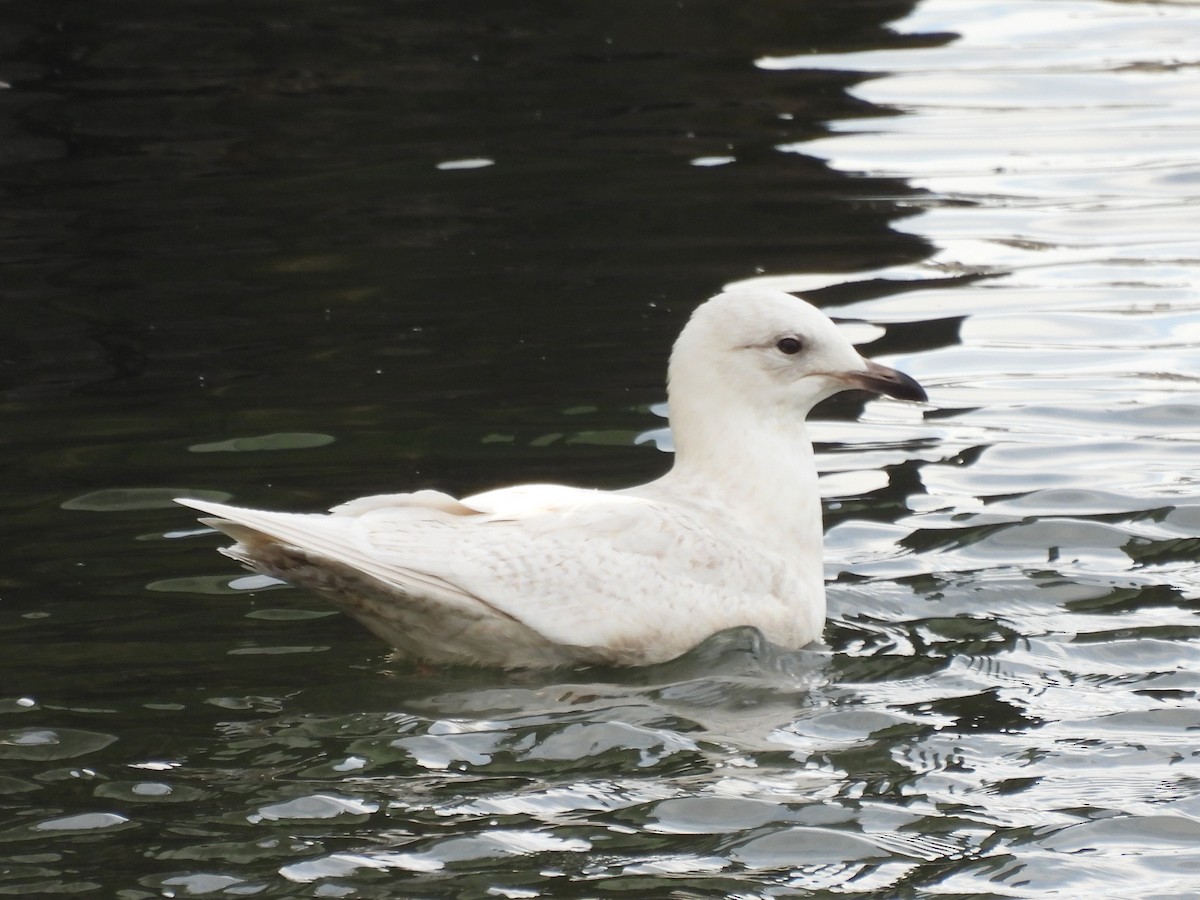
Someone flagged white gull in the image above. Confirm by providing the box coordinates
[177,287,926,668]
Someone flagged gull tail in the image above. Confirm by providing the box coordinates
[173,497,582,667]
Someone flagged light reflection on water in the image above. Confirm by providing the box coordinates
[781,2,1200,893]
[3,0,1200,896]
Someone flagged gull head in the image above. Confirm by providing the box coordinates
[668,287,927,419]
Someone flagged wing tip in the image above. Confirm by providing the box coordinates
[176,497,263,543]
[175,496,229,515]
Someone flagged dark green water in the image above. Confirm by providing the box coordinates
[3,0,1200,896]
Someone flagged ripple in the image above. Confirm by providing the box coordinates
[159,874,256,895]
[280,831,591,883]
[31,812,132,834]
[250,793,379,823]
[61,487,231,511]
[1042,814,1200,852]
[729,826,886,867]
[0,728,116,762]
[647,796,794,834]
[187,431,335,452]
[145,574,270,595]
[94,781,208,804]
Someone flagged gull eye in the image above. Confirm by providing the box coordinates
[775,336,804,355]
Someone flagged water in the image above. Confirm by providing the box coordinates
[3,0,1200,896]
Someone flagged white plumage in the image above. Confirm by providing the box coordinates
[178,287,926,668]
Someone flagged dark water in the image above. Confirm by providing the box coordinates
[3,0,1200,896]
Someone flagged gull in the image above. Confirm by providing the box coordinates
[178,287,926,668]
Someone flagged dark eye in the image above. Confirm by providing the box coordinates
[775,336,804,355]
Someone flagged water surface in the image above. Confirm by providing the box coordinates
[2,0,1200,896]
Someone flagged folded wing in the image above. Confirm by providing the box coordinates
[178,487,814,667]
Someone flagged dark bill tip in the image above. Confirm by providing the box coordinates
[842,359,928,403]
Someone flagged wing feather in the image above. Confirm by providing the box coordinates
[177,491,819,666]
